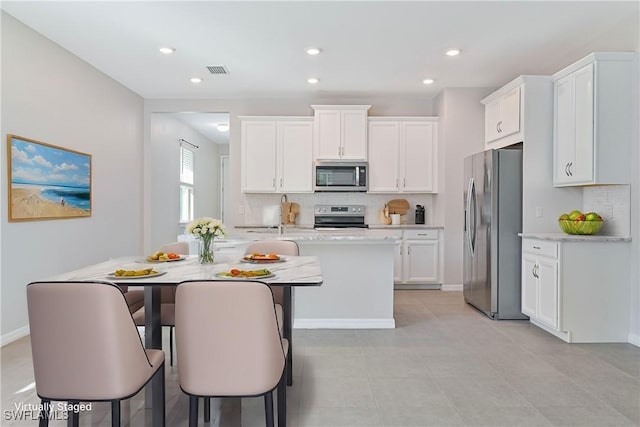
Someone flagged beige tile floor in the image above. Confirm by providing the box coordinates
[2,290,639,426]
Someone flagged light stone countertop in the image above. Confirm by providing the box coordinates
[230,227,398,243]
[368,224,444,230]
[518,233,631,242]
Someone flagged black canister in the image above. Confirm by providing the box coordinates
[415,205,425,224]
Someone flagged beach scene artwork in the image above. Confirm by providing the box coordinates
[8,135,91,221]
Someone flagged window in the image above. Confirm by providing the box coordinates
[179,146,194,223]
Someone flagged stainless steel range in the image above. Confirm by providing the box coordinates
[314,205,368,229]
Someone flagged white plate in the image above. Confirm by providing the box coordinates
[240,256,285,264]
[105,270,167,280]
[215,272,275,280]
[140,255,186,263]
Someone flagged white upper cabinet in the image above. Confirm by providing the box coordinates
[241,120,278,192]
[553,53,637,187]
[241,117,313,193]
[368,118,438,193]
[278,121,314,192]
[482,85,522,148]
[368,121,401,192]
[402,121,437,192]
[312,105,370,160]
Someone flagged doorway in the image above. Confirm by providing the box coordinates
[149,112,230,250]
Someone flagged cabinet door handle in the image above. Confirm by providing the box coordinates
[407,246,410,255]
[568,162,573,176]
[498,121,503,133]
[533,246,541,250]
[565,162,570,176]
[496,122,500,133]
[535,265,540,278]
[273,178,276,188]
[532,265,536,278]
[396,178,399,188]
[403,178,406,188]
[417,233,428,236]
[280,178,283,187]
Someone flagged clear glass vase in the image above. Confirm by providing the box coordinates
[199,235,215,264]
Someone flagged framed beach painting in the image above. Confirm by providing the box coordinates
[7,135,92,221]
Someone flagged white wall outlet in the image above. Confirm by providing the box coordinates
[535,207,543,218]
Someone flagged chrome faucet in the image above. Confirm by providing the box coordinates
[279,194,288,235]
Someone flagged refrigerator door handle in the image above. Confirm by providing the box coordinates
[470,178,478,255]
[466,178,476,256]
[465,178,472,255]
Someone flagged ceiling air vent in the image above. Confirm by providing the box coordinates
[207,65,229,75]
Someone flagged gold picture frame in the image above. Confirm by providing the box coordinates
[8,134,92,221]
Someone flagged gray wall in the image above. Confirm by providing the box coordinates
[1,12,144,341]
[143,97,436,251]
[149,114,220,250]
[434,88,494,288]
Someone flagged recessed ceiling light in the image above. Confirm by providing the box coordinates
[305,47,321,55]
[159,47,175,55]
[307,78,319,84]
[190,77,202,83]
[423,79,435,85]
[216,123,229,132]
[446,49,461,56]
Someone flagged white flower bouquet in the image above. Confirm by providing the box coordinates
[185,217,225,263]
[185,217,226,238]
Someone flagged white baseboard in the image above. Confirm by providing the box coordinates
[629,332,640,347]
[394,284,441,290]
[441,284,463,292]
[1,325,30,347]
[294,318,396,329]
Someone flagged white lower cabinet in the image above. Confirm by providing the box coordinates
[521,237,630,343]
[395,229,441,286]
[522,250,558,330]
[404,239,439,283]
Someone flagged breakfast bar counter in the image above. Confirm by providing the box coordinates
[229,228,398,329]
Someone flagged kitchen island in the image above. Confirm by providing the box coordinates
[228,228,398,328]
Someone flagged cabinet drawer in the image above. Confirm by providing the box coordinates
[404,229,438,240]
[522,239,558,258]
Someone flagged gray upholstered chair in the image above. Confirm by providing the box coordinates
[245,239,298,385]
[120,284,144,314]
[175,280,288,427]
[27,281,165,427]
[132,241,188,366]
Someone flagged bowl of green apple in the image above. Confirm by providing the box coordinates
[558,210,604,235]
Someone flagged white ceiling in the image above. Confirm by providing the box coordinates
[2,1,638,101]
[171,112,230,143]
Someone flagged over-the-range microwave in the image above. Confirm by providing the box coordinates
[314,161,368,192]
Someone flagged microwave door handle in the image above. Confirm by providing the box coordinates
[355,166,360,187]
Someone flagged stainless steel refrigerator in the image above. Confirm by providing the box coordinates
[463,148,527,320]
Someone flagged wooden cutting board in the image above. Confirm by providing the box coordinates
[387,199,410,215]
[281,202,300,225]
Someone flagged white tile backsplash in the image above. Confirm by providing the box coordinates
[583,185,630,237]
[241,193,436,226]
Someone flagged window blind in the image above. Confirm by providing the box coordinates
[180,146,194,184]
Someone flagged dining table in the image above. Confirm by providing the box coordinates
[50,252,323,427]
